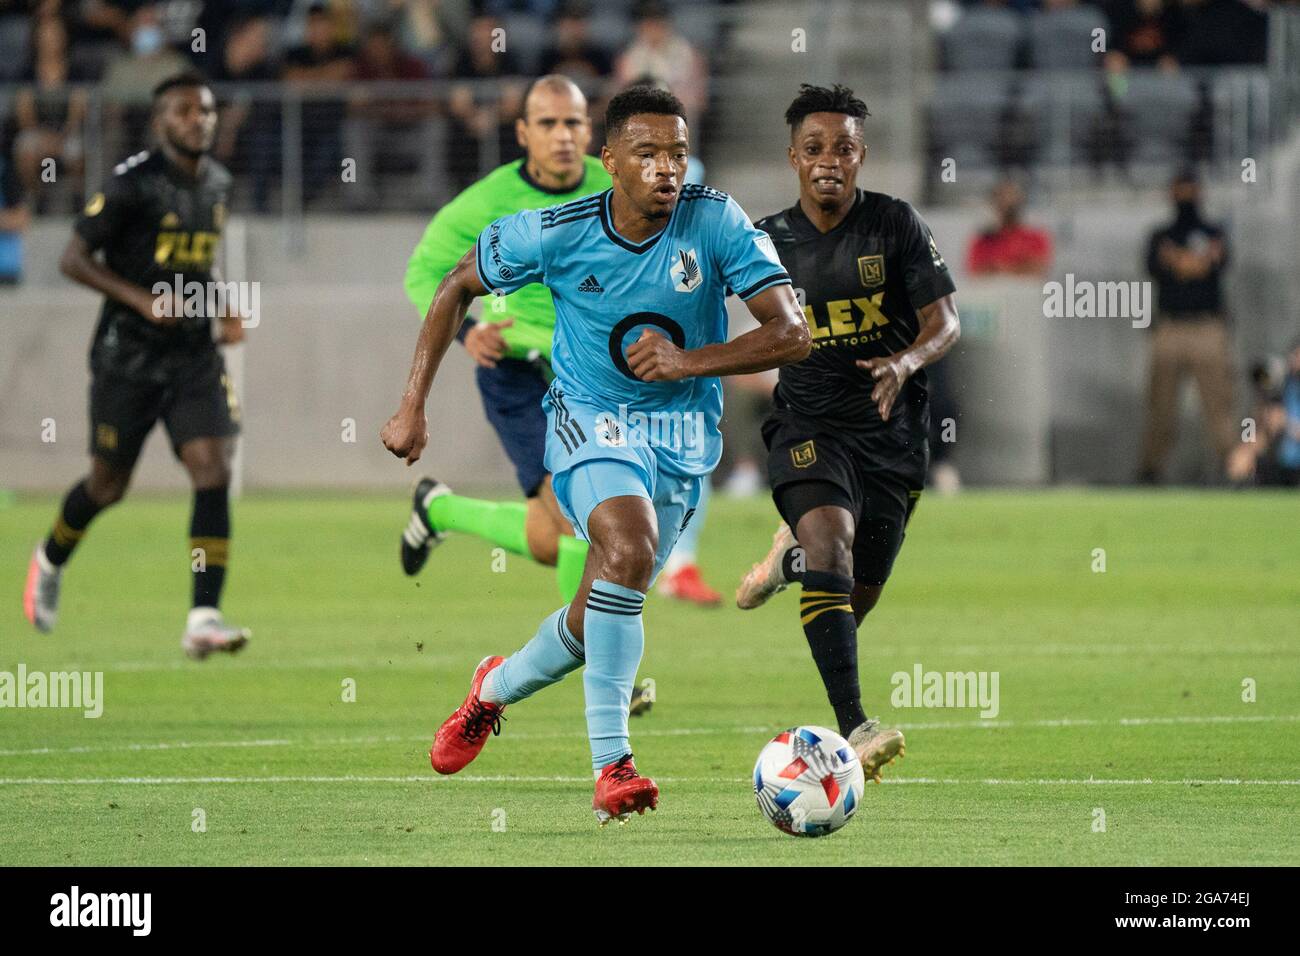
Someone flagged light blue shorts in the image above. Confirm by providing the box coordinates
[552,457,703,585]
[543,385,711,583]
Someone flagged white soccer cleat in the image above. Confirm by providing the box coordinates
[735,523,797,610]
[847,719,905,784]
[182,607,251,661]
[931,461,962,497]
[23,545,62,633]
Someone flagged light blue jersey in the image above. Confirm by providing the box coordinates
[473,185,790,479]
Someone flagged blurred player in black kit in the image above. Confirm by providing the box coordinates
[23,73,251,659]
[736,85,961,780]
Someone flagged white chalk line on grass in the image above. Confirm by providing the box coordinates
[1,713,1296,759]
[63,641,1295,672]
[0,775,1296,787]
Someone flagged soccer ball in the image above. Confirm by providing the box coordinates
[753,726,865,837]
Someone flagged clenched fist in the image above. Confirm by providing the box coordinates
[381,404,429,466]
[626,329,692,382]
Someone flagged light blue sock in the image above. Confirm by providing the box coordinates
[583,579,646,771]
[481,606,584,705]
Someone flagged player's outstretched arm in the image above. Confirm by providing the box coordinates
[857,293,961,422]
[625,283,810,382]
[59,234,166,325]
[381,246,488,465]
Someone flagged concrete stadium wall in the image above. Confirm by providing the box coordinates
[2,175,1295,491]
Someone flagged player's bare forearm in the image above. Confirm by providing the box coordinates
[59,234,153,318]
[896,294,961,378]
[685,284,810,378]
[626,285,807,382]
[397,247,486,411]
[856,294,960,421]
[382,247,486,465]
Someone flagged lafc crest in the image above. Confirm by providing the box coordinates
[791,440,816,468]
[857,255,885,288]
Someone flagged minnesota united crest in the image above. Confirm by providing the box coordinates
[671,248,702,293]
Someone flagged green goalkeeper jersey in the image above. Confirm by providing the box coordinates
[404,156,611,362]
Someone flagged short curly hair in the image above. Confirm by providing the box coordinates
[605,84,687,141]
[784,83,870,136]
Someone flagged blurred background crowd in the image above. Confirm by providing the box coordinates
[0,0,718,213]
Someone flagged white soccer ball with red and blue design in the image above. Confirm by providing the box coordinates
[753,726,865,837]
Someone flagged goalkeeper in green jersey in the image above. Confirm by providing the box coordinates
[397,75,604,602]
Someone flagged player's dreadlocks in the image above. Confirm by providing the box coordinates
[605,84,687,141]
[784,83,870,134]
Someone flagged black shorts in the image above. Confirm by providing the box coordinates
[475,357,550,498]
[89,352,240,469]
[763,409,927,586]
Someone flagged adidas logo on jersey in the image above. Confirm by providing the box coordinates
[578,274,604,293]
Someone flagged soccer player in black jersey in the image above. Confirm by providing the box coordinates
[736,85,961,780]
[22,73,251,659]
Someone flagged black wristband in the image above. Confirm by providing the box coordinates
[455,315,479,345]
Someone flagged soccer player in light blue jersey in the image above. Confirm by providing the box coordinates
[381,86,809,824]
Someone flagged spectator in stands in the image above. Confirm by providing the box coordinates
[13,15,86,212]
[284,2,356,206]
[1138,168,1236,483]
[60,0,129,81]
[540,1,612,81]
[1227,338,1300,487]
[101,5,190,100]
[614,0,708,129]
[445,13,524,192]
[213,15,281,213]
[344,22,441,209]
[354,22,432,88]
[0,138,29,284]
[1175,0,1268,65]
[1104,0,1184,68]
[390,0,469,72]
[100,5,191,158]
[966,178,1054,277]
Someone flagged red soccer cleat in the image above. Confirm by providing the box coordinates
[592,754,659,826]
[429,655,506,775]
[658,563,722,607]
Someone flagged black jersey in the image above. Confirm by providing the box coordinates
[755,189,955,440]
[75,150,232,384]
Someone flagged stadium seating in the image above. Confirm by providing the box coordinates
[943,6,1022,72]
[0,15,31,83]
[1027,4,1109,71]
[929,73,1012,171]
[1116,71,1200,164]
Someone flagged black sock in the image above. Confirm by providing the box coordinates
[43,480,105,566]
[781,545,806,584]
[800,570,865,737]
[190,487,230,609]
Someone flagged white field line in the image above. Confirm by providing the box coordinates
[0,713,1296,759]
[0,775,1297,787]
[58,641,1294,672]
[44,642,1298,674]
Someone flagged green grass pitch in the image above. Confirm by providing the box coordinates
[1,489,1297,865]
